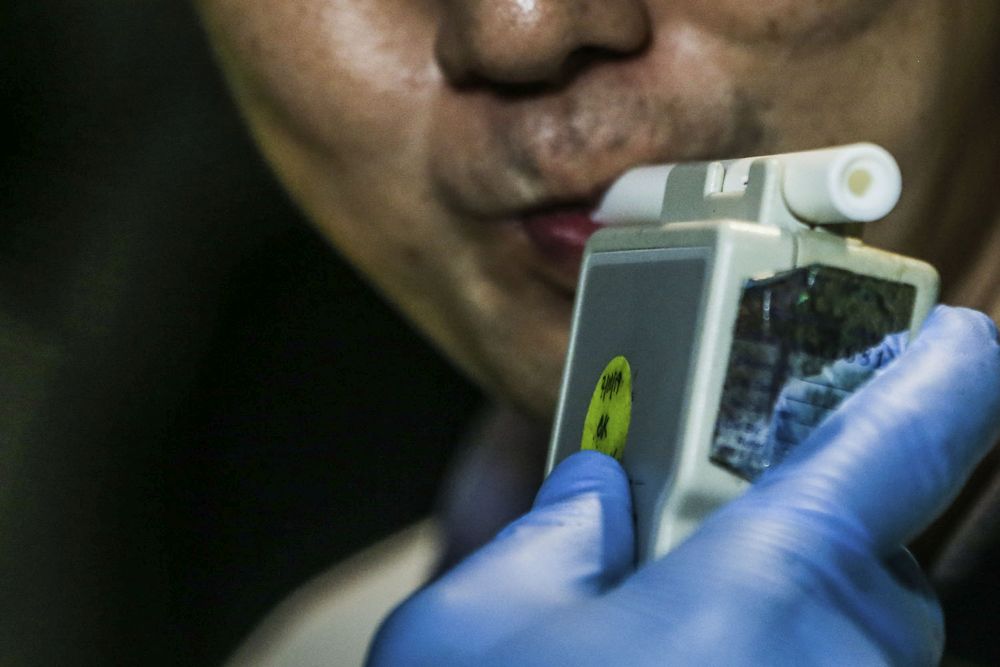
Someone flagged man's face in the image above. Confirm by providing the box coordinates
[198,1,998,419]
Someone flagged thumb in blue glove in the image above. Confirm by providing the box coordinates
[368,306,1000,666]
[367,449,634,664]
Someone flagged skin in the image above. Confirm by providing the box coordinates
[197,0,1000,422]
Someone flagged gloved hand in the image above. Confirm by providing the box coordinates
[367,306,1000,666]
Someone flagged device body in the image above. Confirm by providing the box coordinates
[545,145,938,563]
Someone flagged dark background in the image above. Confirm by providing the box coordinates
[0,2,482,664]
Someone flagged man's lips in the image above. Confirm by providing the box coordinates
[521,207,603,260]
[520,207,604,290]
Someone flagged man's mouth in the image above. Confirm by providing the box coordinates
[520,206,603,263]
[518,205,605,292]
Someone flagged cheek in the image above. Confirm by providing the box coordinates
[202,0,440,162]
[677,0,898,47]
[665,0,947,156]
[200,0,453,274]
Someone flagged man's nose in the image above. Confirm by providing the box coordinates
[435,0,650,86]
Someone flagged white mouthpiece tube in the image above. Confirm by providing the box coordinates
[592,164,674,225]
[779,143,901,224]
[593,143,902,227]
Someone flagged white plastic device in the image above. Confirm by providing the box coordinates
[545,144,938,563]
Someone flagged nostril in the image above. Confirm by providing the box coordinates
[442,45,648,95]
[561,43,649,81]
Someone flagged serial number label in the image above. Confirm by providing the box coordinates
[581,355,633,461]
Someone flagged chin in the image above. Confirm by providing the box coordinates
[478,337,566,424]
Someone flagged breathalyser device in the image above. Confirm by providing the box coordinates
[545,144,938,563]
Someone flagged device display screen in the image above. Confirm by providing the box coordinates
[710,265,915,480]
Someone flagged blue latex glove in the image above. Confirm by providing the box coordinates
[367,306,1000,666]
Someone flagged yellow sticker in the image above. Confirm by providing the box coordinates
[580,356,632,461]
